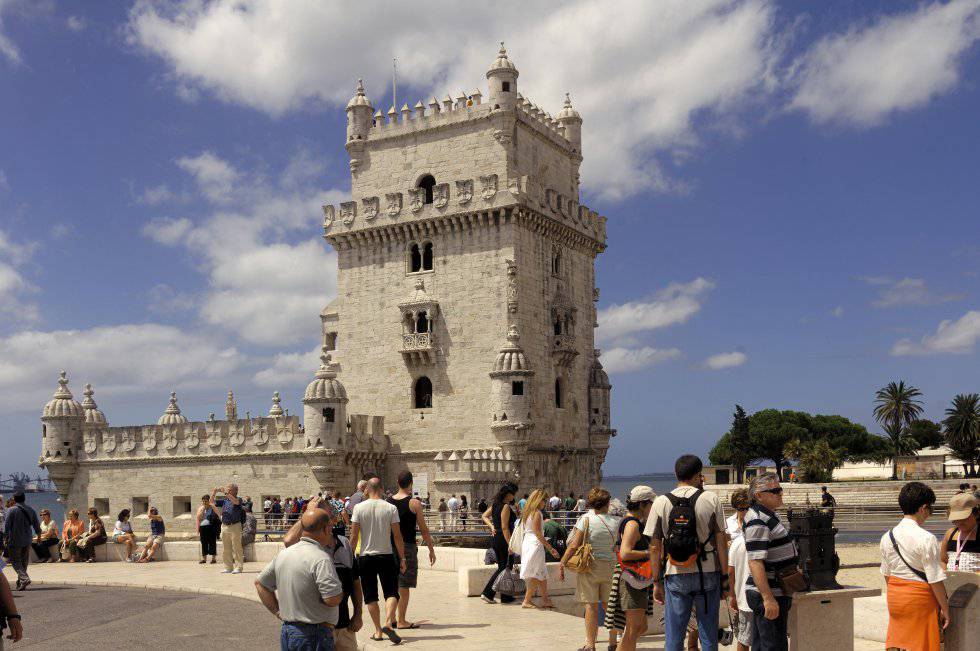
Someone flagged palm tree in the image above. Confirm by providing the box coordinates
[943,394,980,478]
[873,381,924,479]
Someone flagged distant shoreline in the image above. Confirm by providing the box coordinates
[603,472,674,480]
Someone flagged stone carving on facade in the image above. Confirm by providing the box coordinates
[120,430,136,452]
[229,427,245,448]
[363,196,379,221]
[162,428,178,450]
[456,179,473,205]
[480,174,497,200]
[339,201,357,225]
[185,427,200,449]
[433,183,449,208]
[276,420,293,445]
[505,259,518,313]
[207,424,222,449]
[322,205,335,231]
[253,423,269,446]
[385,192,402,217]
[491,129,512,145]
[409,188,425,212]
[142,428,157,451]
[102,431,116,453]
[83,431,97,454]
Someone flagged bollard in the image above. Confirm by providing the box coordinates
[945,581,978,651]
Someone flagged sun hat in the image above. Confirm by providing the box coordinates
[947,492,978,521]
[628,485,656,502]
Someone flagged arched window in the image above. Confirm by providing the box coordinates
[422,241,433,271]
[555,378,563,408]
[417,311,429,333]
[417,175,436,204]
[553,317,562,336]
[410,243,422,273]
[414,376,433,409]
[552,247,562,275]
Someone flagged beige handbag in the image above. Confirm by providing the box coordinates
[565,516,595,573]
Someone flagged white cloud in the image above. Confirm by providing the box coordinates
[142,216,193,246]
[138,183,177,205]
[66,15,85,32]
[141,150,346,346]
[790,0,980,127]
[0,0,22,65]
[176,151,240,203]
[597,278,715,344]
[831,305,844,318]
[869,277,961,308]
[253,347,320,387]
[704,351,748,370]
[891,310,980,356]
[126,0,781,199]
[0,228,38,324]
[0,168,8,193]
[601,346,682,374]
[51,223,74,239]
[0,324,243,412]
[147,284,197,314]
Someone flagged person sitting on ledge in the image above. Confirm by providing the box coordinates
[113,509,137,561]
[137,507,165,563]
[242,501,258,548]
[78,507,108,563]
[31,509,60,563]
[61,509,85,562]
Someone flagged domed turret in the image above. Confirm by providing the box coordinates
[43,370,83,419]
[588,350,612,431]
[269,391,284,417]
[158,391,188,425]
[81,383,107,425]
[556,93,582,154]
[489,325,534,429]
[346,78,374,143]
[40,370,84,463]
[486,42,519,111]
[303,347,349,448]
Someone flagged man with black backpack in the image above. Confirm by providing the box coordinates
[646,455,729,651]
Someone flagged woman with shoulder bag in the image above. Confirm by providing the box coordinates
[560,488,619,651]
[196,495,219,564]
[608,486,656,651]
[481,483,519,604]
[519,489,560,609]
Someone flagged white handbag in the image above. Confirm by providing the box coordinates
[508,520,525,555]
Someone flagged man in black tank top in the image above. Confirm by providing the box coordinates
[388,471,437,630]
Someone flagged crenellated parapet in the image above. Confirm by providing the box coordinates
[322,173,607,253]
[431,448,519,486]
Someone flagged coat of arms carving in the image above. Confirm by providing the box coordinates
[162,429,178,450]
[83,431,97,454]
[456,180,473,205]
[229,427,245,447]
[276,421,293,445]
[362,196,379,221]
[102,431,116,453]
[207,426,222,449]
[339,201,357,225]
[322,205,335,230]
[385,193,402,217]
[120,430,136,452]
[409,188,424,212]
[433,183,449,208]
[142,428,157,451]
[480,174,497,200]
[253,424,269,446]
[185,428,200,449]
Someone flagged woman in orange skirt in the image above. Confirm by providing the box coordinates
[879,482,949,651]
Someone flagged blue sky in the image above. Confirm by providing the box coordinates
[1,1,978,477]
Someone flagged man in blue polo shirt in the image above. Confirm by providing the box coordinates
[210,483,246,574]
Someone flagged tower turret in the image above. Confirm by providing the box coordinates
[303,348,349,448]
[225,390,238,421]
[346,78,374,143]
[486,42,519,111]
[81,383,107,426]
[588,350,611,432]
[489,325,534,439]
[158,391,188,425]
[557,93,583,154]
[40,370,83,501]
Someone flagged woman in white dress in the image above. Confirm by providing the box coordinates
[519,489,559,609]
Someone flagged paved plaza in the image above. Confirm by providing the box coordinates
[3,561,883,650]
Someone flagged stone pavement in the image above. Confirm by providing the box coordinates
[4,562,881,650]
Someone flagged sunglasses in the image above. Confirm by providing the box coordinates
[761,487,783,495]
[736,507,749,512]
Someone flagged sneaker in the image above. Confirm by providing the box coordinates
[480,595,496,604]
[231,568,242,574]
[19,578,30,591]
[220,569,233,574]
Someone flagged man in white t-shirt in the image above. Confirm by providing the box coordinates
[351,478,407,644]
[548,493,562,511]
[727,535,752,651]
[575,496,587,512]
[446,495,460,531]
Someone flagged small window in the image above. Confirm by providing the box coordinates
[322,407,335,423]
[173,496,192,516]
[417,311,429,333]
[132,497,149,516]
[325,332,337,351]
[417,174,436,204]
[552,247,562,275]
[422,242,433,271]
[414,376,433,409]
[555,378,563,408]
[502,81,511,93]
[42,424,47,438]
[553,318,562,336]
[93,498,109,517]
[410,243,422,273]
[512,381,524,396]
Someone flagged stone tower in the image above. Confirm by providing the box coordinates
[319,44,614,498]
[303,348,349,448]
[40,371,83,501]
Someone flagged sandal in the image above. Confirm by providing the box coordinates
[371,633,385,641]
[394,622,422,629]
[380,626,402,645]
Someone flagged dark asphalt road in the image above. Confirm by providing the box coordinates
[7,584,280,650]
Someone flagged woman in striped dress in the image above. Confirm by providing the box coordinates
[605,491,655,651]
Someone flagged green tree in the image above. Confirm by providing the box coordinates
[873,381,924,479]
[746,409,809,478]
[785,438,843,483]
[907,419,945,450]
[728,405,751,483]
[943,394,980,478]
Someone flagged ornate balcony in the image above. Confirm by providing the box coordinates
[552,333,579,367]
[400,332,436,365]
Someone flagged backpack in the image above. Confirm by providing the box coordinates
[663,489,704,568]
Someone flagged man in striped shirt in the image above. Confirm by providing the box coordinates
[743,473,798,651]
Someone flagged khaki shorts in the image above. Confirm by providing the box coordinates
[576,559,614,604]
[333,626,358,651]
[620,581,650,611]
